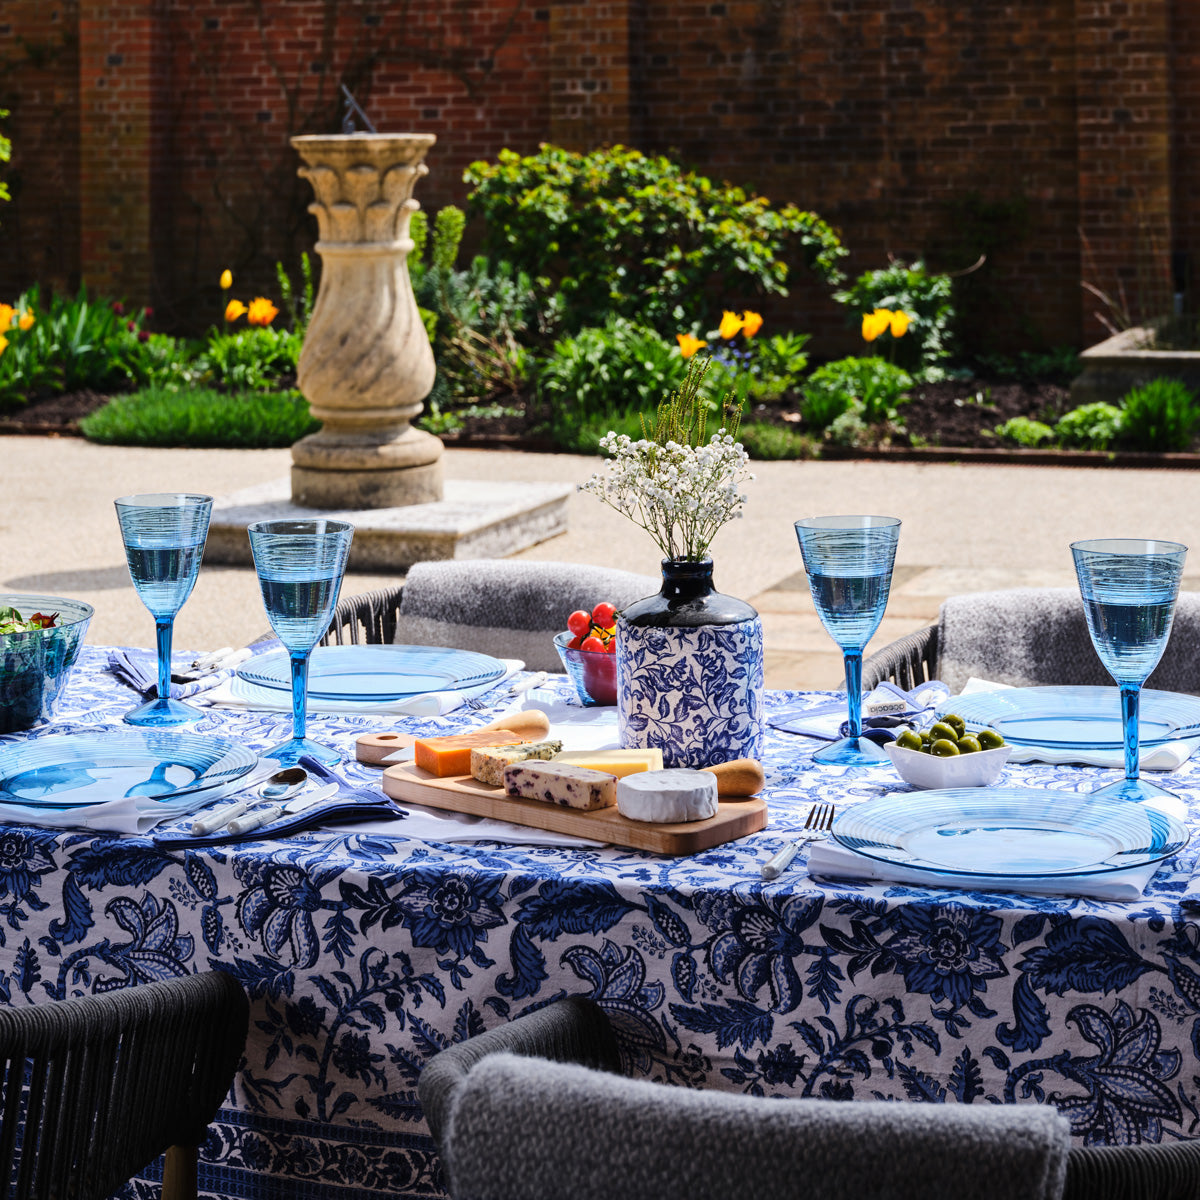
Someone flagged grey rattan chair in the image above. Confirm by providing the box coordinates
[321,560,658,672]
[418,997,1200,1200]
[0,970,248,1200]
[861,588,1200,696]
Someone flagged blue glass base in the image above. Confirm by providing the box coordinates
[811,735,891,766]
[1089,775,1182,806]
[264,735,342,768]
[122,696,205,726]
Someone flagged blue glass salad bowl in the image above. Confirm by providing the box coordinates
[0,593,94,733]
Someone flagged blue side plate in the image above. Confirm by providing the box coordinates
[938,685,1200,750]
[0,732,256,808]
[832,786,1189,878]
[237,644,507,702]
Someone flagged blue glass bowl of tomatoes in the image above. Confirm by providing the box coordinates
[555,602,618,705]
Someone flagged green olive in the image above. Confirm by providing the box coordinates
[977,729,1006,750]
[957,735,983,754]
[941,714,966,737]
[895,729,923,752]
[930,738,961,757]
[929,721,959,743]
[919,730,934,745]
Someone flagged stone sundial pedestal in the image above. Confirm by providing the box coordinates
[290,132,442,509]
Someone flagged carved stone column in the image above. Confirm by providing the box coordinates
[290,133,442,509]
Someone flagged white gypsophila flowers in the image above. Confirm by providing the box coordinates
[579,429,754,561]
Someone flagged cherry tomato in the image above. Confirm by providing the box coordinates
[567,609,592,638]
[603,638,616,654]
[567,634,585,650]
[580,635,605,653]
[591,601,617,629]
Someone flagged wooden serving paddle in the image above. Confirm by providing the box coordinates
[355,710,553,766]
[702,758,765,798]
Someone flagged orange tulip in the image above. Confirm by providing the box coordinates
[0,304,14,329]
[718,310,744,340]
[741,310,763,338]
[0,334,7,356]
[247,297,279,326]
[225,299,247,322]
[676,333,707,358]
[861,309,891,342]
[889,310,911,338]
[17,310,34,331]
[220,269,233,290]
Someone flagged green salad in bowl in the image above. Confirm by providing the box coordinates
[0,593,94,732]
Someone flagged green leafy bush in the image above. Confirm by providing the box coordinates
[736,332,811,403]
[1054,403,1122,450]
[993,416,1055,447]
[1118,378,1200,452]
[274,253,316,336]
[738,421,818,460]
[195,327,301,392]
[465,144,846,331]
[800,356,913,430]
[79,387,318,448]
[834,260,955,379]
[0,286,153,408]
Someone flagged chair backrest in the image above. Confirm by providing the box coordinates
[0,970,248,1200]
[440,1052,1071,1200]
[936,588,1200,694]
[394,561,659,672]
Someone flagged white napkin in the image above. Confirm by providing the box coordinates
[327,801,604,848]
[1006,739,1198,771]
[200,660,524,716]
[805,839,1160,901]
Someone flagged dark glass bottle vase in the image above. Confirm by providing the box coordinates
[616,558,764,768]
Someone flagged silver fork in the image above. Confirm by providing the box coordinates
[761,802,836,880]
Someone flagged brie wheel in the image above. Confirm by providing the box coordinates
[616,769,719,824]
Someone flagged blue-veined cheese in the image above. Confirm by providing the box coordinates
[470,740,564,787]
[503,761,618,810]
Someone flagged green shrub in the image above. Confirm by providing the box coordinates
[738,421,818,460]
[1118,378,1200,452]
[465,144,846,331]
[800,356,913,430]
[275,253,316,335]
[736,332,811,403]
[993,416,1055,447]
[0,286,154,408]
[834,260,955,379]
[195,327,301,392]
[79,387,318,448]
[1054,403,1122,450]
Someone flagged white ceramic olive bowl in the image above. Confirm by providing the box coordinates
[882,740,1013,789]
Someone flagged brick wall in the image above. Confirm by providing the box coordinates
[0,0,1196,353]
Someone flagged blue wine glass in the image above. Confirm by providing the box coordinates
[1071,537,1187,805]
[795,515,902,765]
[247,518,354,767]
[114,493,213,727]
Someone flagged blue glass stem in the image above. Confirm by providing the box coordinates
[290,652,309,742]
[844,651,863,737]
[155,618,174,701]
[1120,682,1141,782]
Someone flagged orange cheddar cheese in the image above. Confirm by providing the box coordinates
[414,730,529,778]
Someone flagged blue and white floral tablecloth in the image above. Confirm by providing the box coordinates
[5,648,1200,1198]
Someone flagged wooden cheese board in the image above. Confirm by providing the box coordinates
[381,761,768,855]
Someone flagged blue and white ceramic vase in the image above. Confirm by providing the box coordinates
[616,558,764,768]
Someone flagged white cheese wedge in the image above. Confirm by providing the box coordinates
[552,748,664,778]
[616,769,719,824]
[470,740,564,787]
[504,761,618,810]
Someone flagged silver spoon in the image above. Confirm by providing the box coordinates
[189,765,308,836]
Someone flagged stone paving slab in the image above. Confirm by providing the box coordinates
[7,436,1200,691]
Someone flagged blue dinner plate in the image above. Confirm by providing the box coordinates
[937,685,1200,750]
[0,732,257,808]
[832,787,1189,878]
[237,644,507,703]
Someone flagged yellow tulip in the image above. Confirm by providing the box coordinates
[889,310,911,338]
[0,334,8,356]
[247,297,279,326]
[741,311,763,338]
[718,310,744,340]
[676,333,707,359]
[0,304,14,329]
[17,310,34,331]
[861,309,891,342]
[225,299,247,322]
[220,269,233,290]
